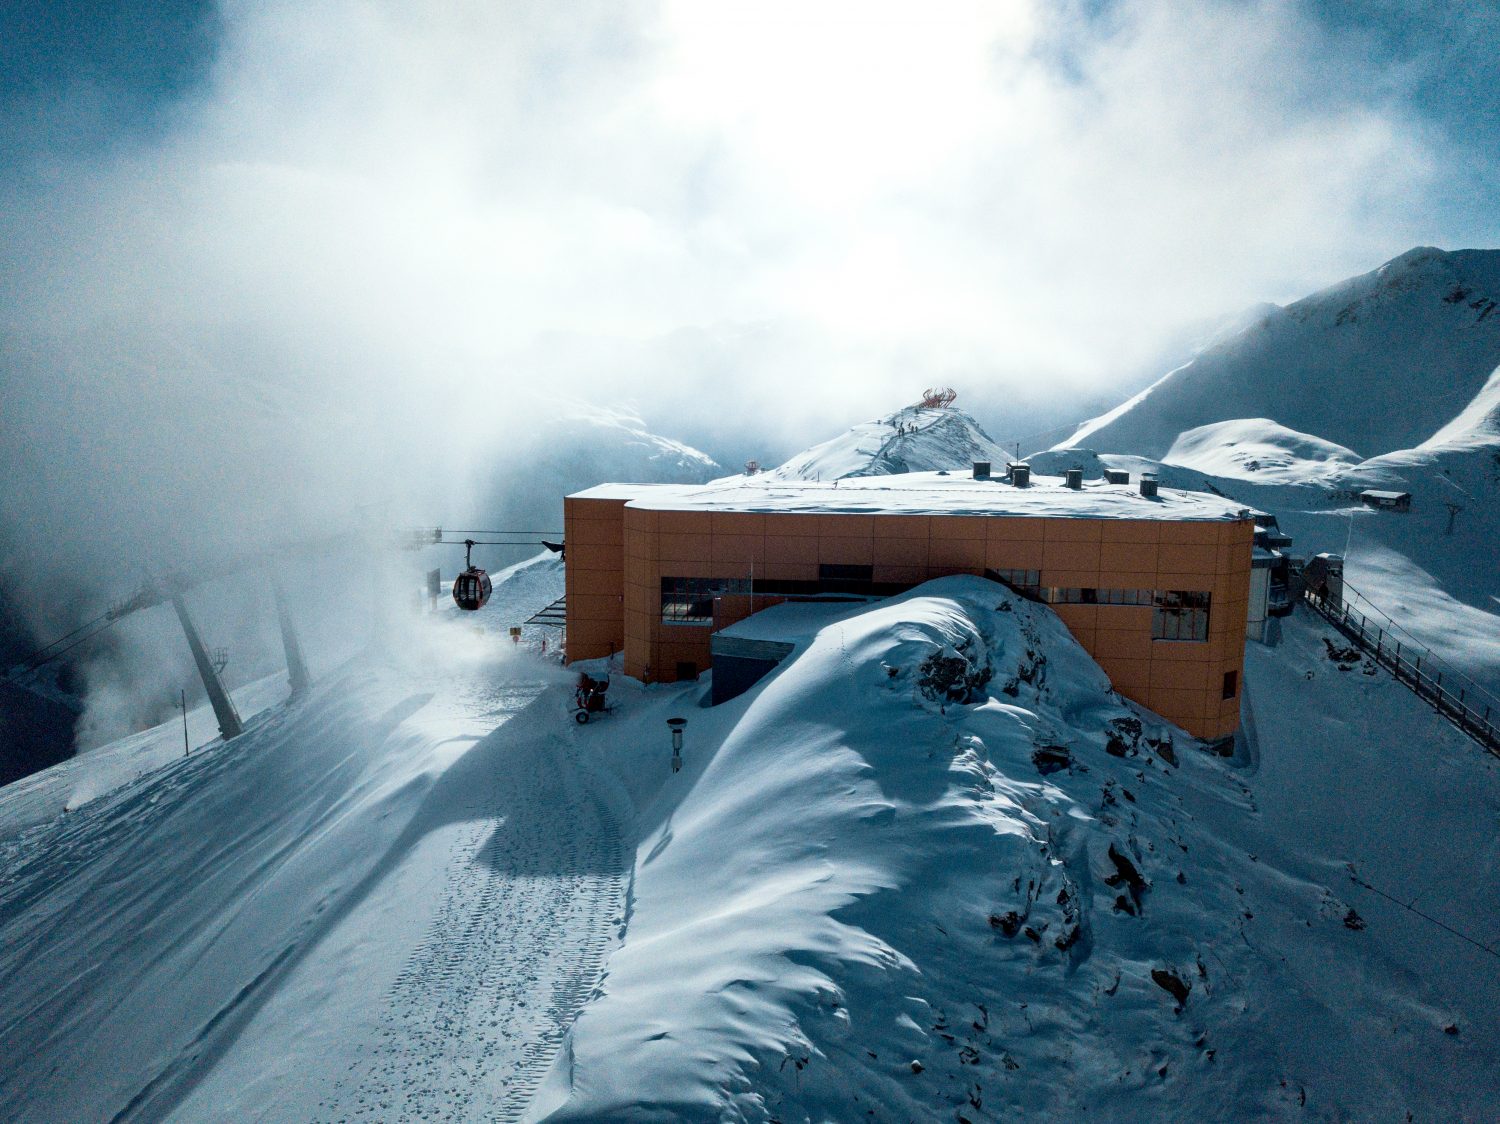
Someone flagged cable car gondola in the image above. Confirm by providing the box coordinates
[452,539,492,611]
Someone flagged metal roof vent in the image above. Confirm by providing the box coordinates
[1065,468,1083,490]
[1105,469,1130,485]
[1010,462,1031,487]
[1139,473,1159,498]
[973,460,991,479]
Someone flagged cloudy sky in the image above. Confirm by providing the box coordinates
[4,1,1500,554]
[5,0,1497,399]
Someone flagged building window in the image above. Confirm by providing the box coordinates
[817,563,874,593]
[1222,669,1238,700]
[986,568,1041,595]
[1152,590,1211,641]
[660,576,750,624]
[1097,587,1154,606]
[1043,587,1097,604]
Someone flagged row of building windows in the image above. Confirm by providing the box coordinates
[660,576,751,623]
[662,572,1211,641]
[986,570,1212,640]
[661,566,889,623]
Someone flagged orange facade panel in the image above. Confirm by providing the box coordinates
[1051,604,1100,633]
[986,540,1044,571]
[818,536,875,564]
[1098,656,1152,692]
[567,542,621,574]
[929,515,988,540]
[764,535,813,564]
[1043,518,1104,542]
[568,492,1251,743]
[819,513,875,537]
[1105,519,1162,544]
[1098,540,1160,573]
[659,533,712,563]
[712,512,766,536]
[1157,521,1221,546]
[1157,542,1220,575]
[927,538,986,571]
[712,534,766,565]
[1041,539,1102,572]
[987,516,1047,542]
[874,536,930,567]
[764,513,823,537]
[873,514,930,539]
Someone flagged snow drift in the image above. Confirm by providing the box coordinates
[537,577,1500,1121]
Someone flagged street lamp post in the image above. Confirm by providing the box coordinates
[668,717,686,774]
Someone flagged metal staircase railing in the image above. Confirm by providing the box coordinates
[1302,587,1500,759]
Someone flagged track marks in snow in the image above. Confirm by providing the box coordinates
[319,711,627,1123]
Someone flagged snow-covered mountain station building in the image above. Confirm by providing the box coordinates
[564,468,1255,741]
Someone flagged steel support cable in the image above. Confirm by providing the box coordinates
[1347,866,1500,961]
[436,540,556,547]
[436,529,562,536]
[6,614,122,679]
[25,609,115,657]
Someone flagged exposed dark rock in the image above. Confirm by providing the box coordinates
[1032,744,1071,775]
[1151,968,1191,1007]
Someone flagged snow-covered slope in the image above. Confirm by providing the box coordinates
[534,578,1500,1120]
[761,405,1009,481]
[0,598,609,1122]
[1060,248,1500,460]
[5,571,1498,1120]
[1164,418,1361,482]
[553,403,720,479]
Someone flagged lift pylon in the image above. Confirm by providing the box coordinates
[170,592,243,741]
[270,575,311,697]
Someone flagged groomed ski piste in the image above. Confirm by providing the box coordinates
[4,557,1499,1120]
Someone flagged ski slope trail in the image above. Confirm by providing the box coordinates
[319,722,627,1122]
[0,636,628,1124]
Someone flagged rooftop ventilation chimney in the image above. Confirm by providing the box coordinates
[1105,469,1130,485]
[1010,462,1031,487]
[972,460,991,479]
[1139,473,1159,498]
[1065,468,1083,490]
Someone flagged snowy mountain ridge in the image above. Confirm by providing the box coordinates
[1059,247,1500,461]
[757,404,1010,482]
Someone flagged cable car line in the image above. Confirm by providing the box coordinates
[437,529,562,536]
[11,524,567,673]
[5,613,122,681]
[434,539,555,547]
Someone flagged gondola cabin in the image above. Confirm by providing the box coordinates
[452,568,492,611]
[452,539,493,611]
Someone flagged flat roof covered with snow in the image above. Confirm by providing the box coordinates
[569,471,1248,521]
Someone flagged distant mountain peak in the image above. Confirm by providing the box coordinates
[760,405,1009,482]
[1059,247,1500,461]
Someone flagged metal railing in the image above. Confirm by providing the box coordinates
[1303,588,1500,758]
